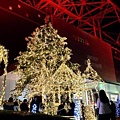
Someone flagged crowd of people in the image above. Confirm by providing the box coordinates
[57,101,75,116]
[2,95,76,115]
[2,90,118,120]
[2,95,43,112]
[3,96,28,112]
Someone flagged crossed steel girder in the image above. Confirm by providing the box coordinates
[19,0,120,48]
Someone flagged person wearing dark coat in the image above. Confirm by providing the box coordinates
[4,97,14,111]
[14,99,19,111]
[67,102,75,116]
[57,102,67,116]
[20,99,29,112]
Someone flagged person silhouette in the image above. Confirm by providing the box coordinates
[97,90,111,120]
[57,102,67,116]
[20,99,29,112]
[110,100,116,120]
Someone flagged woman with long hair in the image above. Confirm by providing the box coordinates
[97,90,111,120]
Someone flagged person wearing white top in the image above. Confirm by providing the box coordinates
[97,90,112,120]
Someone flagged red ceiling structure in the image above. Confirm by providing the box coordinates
[18,0,120,82]
[0,0,120,82]
[19,0,120,49]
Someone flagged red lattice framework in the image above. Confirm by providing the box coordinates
[19,0,120,49]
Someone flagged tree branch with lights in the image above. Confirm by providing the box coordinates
[0,45,8,105]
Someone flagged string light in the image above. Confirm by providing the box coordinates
[0,45,8,105]
[81,59,104,120]
[13,23,103,119]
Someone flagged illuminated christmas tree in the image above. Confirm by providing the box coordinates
[82,59,103,120]
[13,22,103,119]
[0,45,8,105]
[13,22,80,101]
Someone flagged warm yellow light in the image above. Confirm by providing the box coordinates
[0,45,8,105]
[13,23,103,119]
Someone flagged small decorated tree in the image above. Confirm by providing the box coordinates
[0,45,8,105]
[82,59,103,120]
